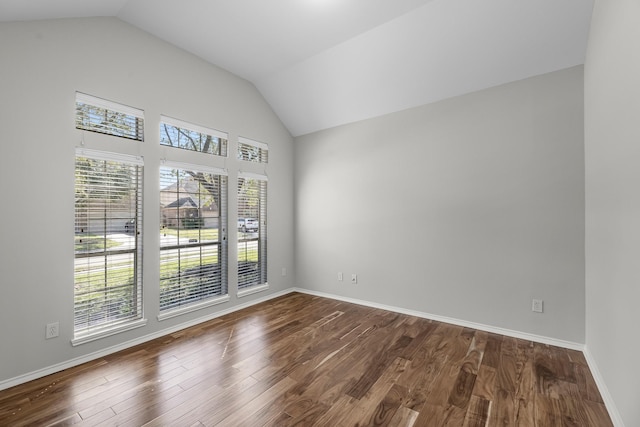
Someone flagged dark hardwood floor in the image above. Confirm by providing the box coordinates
[0,292,613,426]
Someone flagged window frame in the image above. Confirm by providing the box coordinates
[158,163,229,320]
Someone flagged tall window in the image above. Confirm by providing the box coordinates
[76,92,144,141]
[159,115,229,318]
[74,150,144,343]
[160,115,227,156]
[237,173,267,294]
[237,137,268,163]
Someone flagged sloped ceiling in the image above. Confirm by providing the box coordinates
[0,0,594,136]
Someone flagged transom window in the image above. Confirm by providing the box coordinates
[237,137,268,163]
[160,116,228,156]
[75,92,144,141]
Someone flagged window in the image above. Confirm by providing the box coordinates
[74,149,144,343]
[237,137,268,163]
[237,173,267,294]
[75,93,144,141]
[160,116,227,156]
[159,164,228,317]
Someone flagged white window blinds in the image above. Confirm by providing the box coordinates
[237,137,268,163]
[159,163,228,313]
[237,173,267,290]
[74,149,144,340]
[75,92,144,141]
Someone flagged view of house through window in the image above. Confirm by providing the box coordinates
[160,165,228,313]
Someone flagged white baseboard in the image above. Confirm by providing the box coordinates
[582,347,625,427]
[0,288,295,392]
[292,287,584,350]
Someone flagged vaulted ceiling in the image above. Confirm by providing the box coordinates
[0,0,594,136]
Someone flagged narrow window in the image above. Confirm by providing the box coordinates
[237,173,267,295]
[74,150,144,343]
[159,164,228,317]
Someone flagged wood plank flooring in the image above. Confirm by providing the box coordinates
[0,292,613,426]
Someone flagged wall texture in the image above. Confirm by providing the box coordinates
[295,66,585,343]
[0,18,294,384]
[585,0,640,425]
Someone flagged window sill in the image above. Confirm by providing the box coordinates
[157,294,230,321]
[237,283,269,299]
[72,318,148,346]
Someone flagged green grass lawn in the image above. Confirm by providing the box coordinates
[75,235,121,252]
[161,227,219,241]
[238,247,258,262]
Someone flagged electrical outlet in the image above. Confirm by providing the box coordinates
[281,267,287,276]
[338,272,343,281]
[46,322,59,339]
[532,299,543,313]
[351,274,357,284]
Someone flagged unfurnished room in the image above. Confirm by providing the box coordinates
[0,0,638,426]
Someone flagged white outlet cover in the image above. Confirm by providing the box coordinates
[532,299,543,313]
[46,322,59,339]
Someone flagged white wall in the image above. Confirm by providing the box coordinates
[585,0,640,425]
[0,18,294,384]
[295,66,585,343]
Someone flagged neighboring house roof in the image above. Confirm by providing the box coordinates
[164,197,199,209]
[162,195,219,213]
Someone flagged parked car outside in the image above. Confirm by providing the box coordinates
[237,218,258,233]
[124,218,135,232]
